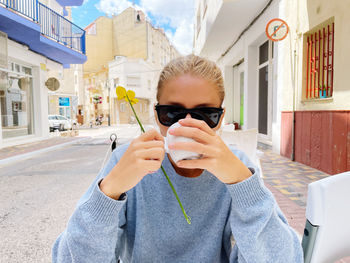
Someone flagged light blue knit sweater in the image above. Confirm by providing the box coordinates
[52,143,303,262]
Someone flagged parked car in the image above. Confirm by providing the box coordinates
[48,115,76,132]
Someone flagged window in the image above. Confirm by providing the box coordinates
[120,102,126,112]
[127,76,140,87]
[1,64,34,139]
[304,20,334,99]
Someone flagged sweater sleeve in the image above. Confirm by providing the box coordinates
[226,150,303,263]
[52,146,128,263]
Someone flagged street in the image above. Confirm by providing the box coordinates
[1,125,349,263]
[0,128,137,263]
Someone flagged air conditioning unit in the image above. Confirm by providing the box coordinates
[0,31,8,69]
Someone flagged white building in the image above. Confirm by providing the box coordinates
[194,0,350,175]
[108,56,158,125]
[194,0,284,153]
[0,0,86,148]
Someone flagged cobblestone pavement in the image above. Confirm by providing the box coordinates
[259,144,350,263]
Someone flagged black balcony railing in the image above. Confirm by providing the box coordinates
[0,0,85,54]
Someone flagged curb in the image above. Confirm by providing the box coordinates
[0,137,90,167]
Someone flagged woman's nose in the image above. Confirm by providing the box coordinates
[185,113,192,119]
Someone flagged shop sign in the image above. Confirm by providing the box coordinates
[59,97,70,106]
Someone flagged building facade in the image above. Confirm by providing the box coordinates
[194,0,350,175]
[0,0,86,148]
[109,56,157,125]
[82,7,180,125]
[47,7,85,124]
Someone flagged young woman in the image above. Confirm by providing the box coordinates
[53,55,303,262]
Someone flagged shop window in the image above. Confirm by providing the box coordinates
[0,67,33,139]
[304,20,334,99]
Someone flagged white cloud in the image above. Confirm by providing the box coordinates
[95,0,140,16]
[165,21,193,55]
[95,0,195,55]
[140,0,195,55]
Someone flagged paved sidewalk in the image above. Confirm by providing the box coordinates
[258,143,328,235]
[0,137,81,161]
[259,144,350,263]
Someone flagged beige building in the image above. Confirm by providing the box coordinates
[82,7,180,125]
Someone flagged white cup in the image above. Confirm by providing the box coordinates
[164,122,202,163]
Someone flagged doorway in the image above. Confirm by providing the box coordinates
[257,40,273,139]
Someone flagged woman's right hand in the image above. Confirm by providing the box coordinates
[100,129,165,200]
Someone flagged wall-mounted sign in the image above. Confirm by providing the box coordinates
[266,18,289,42]
[45,77,60,91]
[40,63,47,71]
[59,97,70,106]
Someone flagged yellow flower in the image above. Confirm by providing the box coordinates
[116,86,139,105]
[116,85,126,100]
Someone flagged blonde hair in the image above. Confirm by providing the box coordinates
[156,55,225,105]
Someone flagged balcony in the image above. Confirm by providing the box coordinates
[195,0,271,60]
[0,0,86,64]
[56,0,83,6]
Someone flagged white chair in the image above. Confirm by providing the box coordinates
[302,171,350,263]
[218,128,263,177]
[222,123,235,132]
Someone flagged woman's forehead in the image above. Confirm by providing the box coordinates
[158,74,221,107]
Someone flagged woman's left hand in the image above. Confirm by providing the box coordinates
[168,118,252,184]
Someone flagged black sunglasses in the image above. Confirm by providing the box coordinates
[155,104,224,128]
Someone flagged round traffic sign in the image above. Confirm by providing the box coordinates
[266,18,289,42]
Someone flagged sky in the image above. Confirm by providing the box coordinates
[71,0,195,55]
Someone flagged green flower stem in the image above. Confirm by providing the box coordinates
[125,96,145,133]
[161,166,191,224]
[125,94,191,224]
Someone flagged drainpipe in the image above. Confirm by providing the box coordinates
[291,49,296,161]
[291,0,300,161]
